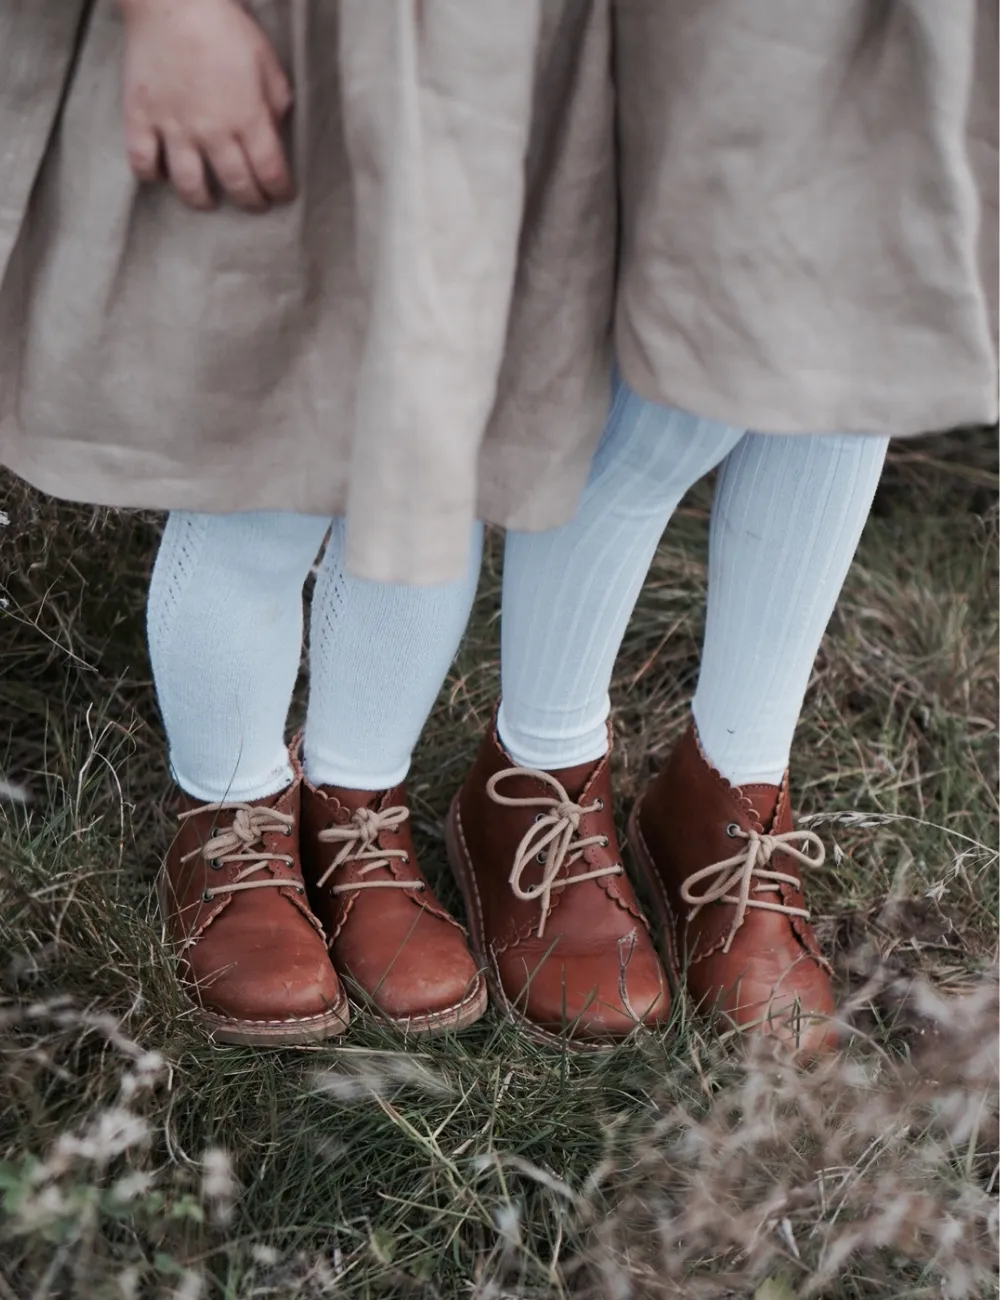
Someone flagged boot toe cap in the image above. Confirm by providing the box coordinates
[186,931,343,1025]
[335,919,485,1027]
[497,936,671,1041]
[693,953,838,1055]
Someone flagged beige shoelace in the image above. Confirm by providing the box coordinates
[487,768,624,939]
[680,825,825,953]
[316,805,424,896]
[179,803,296,901]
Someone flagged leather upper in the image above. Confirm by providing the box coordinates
[634,725,836,1053]
[300,780,482,1024]
[453,723,670,1039]
[161,777,344,1025]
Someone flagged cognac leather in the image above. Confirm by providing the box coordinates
[300,780,487,1035]
[159,772,349,1045]
[629,724,837,1054]
[447,720,670,1045]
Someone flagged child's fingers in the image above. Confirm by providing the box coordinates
[240,113,295,202]
[125,121,162,183]
[163,136,215,210]
[206,135,270,212]
[259,50,293,120]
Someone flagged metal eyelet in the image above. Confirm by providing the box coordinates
[209,858,223,871]
[283,826,293,837]
[295,886,305,895]
[201,889,213,902]
[401,853,409,864]
[536,851,547,865]
[726,822,741,838]
[534,812,546,823]
[600,836,610,848]
[594,798,604,812]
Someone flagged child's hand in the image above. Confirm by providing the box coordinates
[120,0,294,212]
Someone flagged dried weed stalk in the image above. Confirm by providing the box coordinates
[575,975,999,1300]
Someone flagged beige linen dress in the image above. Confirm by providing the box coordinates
[0,1,996,586]
[0,0,616,583]
[613,0,998,438]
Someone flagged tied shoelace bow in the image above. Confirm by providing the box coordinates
[316,805,424,896]
[179,803,296,900]
[680,824,825,953]
[487,767,623,939]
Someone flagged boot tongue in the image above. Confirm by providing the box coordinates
[738,782,780,829]
[546,757,604,802]
[322,785,382,815]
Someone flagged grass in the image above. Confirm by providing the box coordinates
[0,429,997,1299]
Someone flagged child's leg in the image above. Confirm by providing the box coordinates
[692,429,889,784]
[628,428,886,1053]
[498,381,744,769]
[302,520,483,790]
[296,521,487,1035]
[448,389,742,1043]
[149,511,484,800]
[499,386,887,780]
[148,510,330,802]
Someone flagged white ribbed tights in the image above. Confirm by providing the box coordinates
[498,379,888,783]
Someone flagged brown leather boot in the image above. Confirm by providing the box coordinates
[159,770,349,1046]
[628,724,836,1055]
[446,720,671,1047]
[300,780,487,1035]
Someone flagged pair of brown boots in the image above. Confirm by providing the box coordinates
[160,716,836,1054]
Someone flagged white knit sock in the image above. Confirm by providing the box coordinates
[148,511,329,802]
[498,380,744,768]
[692,430,888,785]
[149,513,483,802]
[302,519,483,791]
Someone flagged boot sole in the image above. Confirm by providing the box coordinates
[446,795,643,1054]
[157,875,351,1047]
[190,999,350,1047]
[350,974,489,1039]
